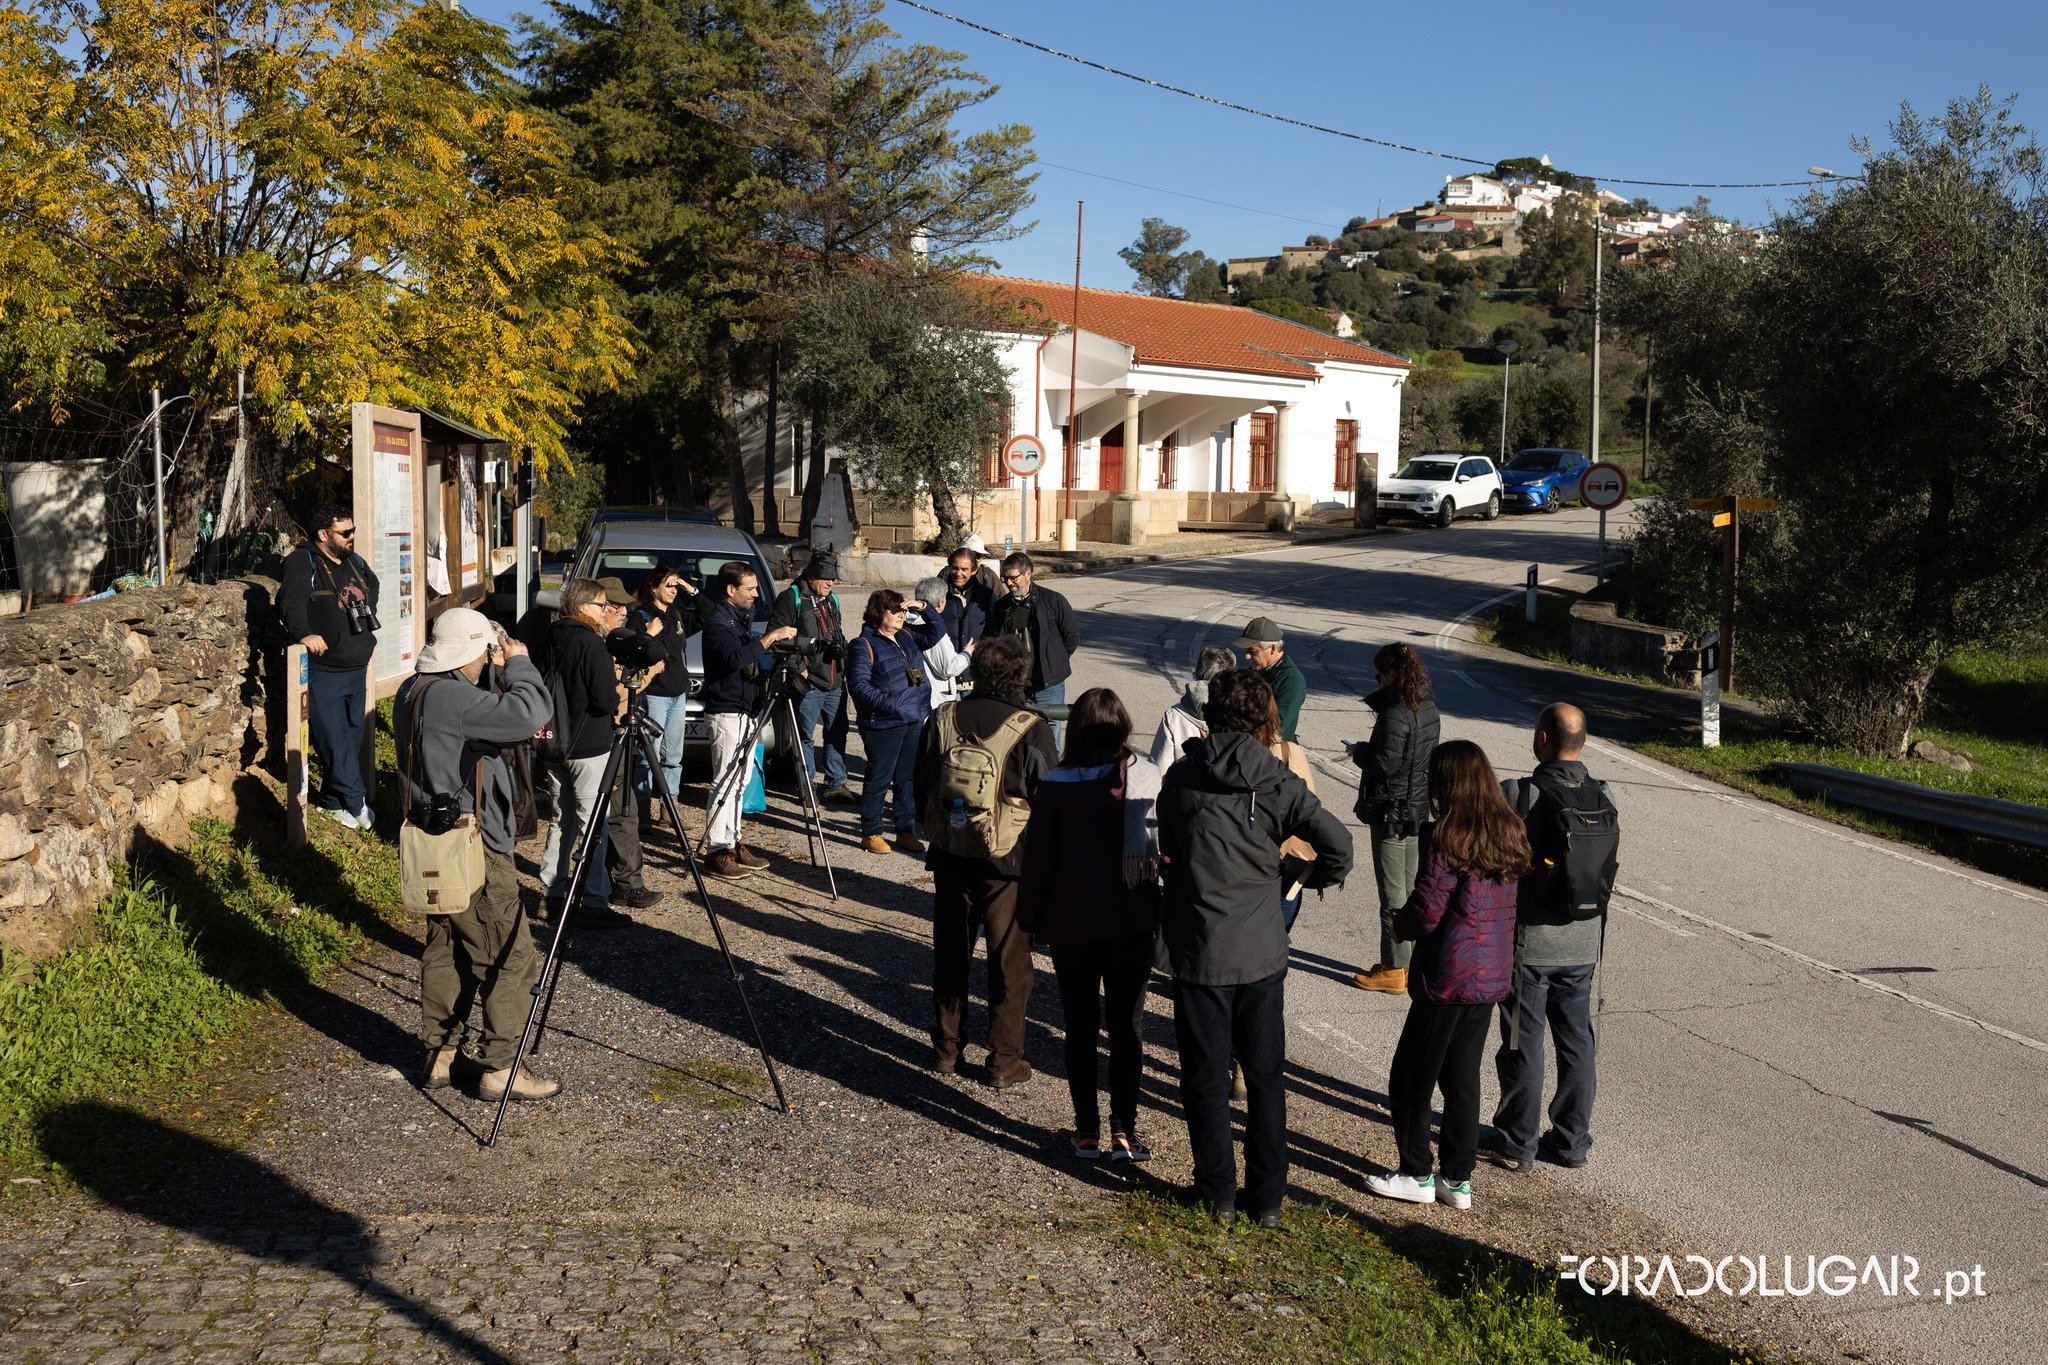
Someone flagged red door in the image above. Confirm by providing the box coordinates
[1247,412,1276,491]
[1097,422,1125,491]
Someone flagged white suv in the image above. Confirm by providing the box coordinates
[1377,453,1503,528]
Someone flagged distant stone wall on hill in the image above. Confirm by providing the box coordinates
[0,581,276,960]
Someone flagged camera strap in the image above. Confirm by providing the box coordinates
[403,678,486,821]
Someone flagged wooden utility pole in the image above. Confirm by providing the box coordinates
[1718,495,1740,693]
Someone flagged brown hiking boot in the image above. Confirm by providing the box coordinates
[706,849,755,880]
[860,834,892,855]
[734,843,769,870]
[1352,965,1408,993]
[421,1046,482,1091]
[895,831,926,855]
[478,1065,561,1102]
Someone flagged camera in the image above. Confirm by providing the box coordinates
[1024,701,1070,722]
[769,634,842,665]
[416,790,465,835]
[343,594,380,636]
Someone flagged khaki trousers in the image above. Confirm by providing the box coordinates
[418,850,537,1069]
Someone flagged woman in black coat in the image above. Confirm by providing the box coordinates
[1344,642,1441,993]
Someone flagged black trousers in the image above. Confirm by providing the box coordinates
[1173,970,1287,1213]
[1049,934,1154,1138]
[1387,999,1493,1183]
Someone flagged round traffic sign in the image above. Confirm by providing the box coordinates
[1579,462,1629,511]
[1001,434,1047,478]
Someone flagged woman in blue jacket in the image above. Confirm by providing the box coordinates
[849,588,942,854]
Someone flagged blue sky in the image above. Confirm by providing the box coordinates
[463,0,2044,289]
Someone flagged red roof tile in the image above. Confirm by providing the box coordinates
[971,275,1412,379]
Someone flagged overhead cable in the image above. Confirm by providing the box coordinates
[892,1,1843,191]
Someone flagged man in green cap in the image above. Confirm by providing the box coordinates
[1234,616,1305,743]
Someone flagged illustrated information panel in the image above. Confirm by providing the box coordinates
[371,422,417,684]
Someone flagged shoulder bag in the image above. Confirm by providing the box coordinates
[399,679,489,916]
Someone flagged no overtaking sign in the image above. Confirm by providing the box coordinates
[1579,462,1628,511]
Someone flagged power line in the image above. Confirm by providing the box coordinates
[893,0,1840,192]
[1035,159,1347,230]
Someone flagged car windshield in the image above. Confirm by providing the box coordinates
[593,550,774,622]
[1507,451,1564,472]
[1394,460,1458,482]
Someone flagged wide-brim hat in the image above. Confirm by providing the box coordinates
[958,533,996,560]
[1232,616,1285,647]
[805,552,840,581]
[595,576,633,605]
[418,606,495,673]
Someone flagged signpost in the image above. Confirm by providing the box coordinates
[1526,563,1539,624]
[1578,461,1629,582]
[1699,630,1722,748]
[1002,434,1047,550]
[1682,495,1778,692]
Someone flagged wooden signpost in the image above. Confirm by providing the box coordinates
[1684,495,1779,693]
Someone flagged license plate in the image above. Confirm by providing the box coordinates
[684,718,710,740]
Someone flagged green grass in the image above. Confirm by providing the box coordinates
[1475,596,2048,887]
[0,789,405,1177]
[1472,297,1545,336]
[1115,1194,1769,1364]
[641,1055,768,1112]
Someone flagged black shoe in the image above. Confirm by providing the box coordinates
[1210,1203,1238,1226]
[1251,1208,1282,1229]
[817,784,858,805]
[575,904,634,931]
[1479,1135,1533,1174]
[1537,1145,1589,1170]
[615,886,663,910]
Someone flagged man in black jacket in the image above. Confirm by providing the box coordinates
[701,561,797,880]
[936,547,993,651]
[770,552,854,803]
[984,552,1078,739]
[912,635,1056,1087]
[537,577,628,923]
[276,502,381,828]
[1159,670,1352,1226]
[1345,641,1442,994]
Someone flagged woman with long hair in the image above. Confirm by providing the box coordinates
[1017,688,1163,1162]
[847,587,942,854]
[628,567,701,810]
[1366,739,1526,1213]
[1347,641,1442,994]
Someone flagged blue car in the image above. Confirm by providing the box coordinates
[1499,447,1590,513]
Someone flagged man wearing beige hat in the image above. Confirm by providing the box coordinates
[1234,617,1305,743]
[396,607,561,1102]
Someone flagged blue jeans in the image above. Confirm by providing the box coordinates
[859,722,922,837]
[307,664,368,813]
[796,682,850,789]
[1491,962,1598,1163]
[636,692,688,805]
[1028,681,1066,751]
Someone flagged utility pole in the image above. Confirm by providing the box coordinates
[1590,216,1602,462]
[1719,494,1739,693]
[150,387,168,585]
[1642,336,1653,481]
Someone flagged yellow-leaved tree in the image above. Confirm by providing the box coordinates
[0,0,634,552]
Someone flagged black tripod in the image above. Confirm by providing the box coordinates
[699,677,839,902]
[485,694,789,1146]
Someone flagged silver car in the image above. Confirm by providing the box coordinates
[540,516,789,763]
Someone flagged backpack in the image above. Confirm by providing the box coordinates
[922,703,1042,860]
[1513,772,1620,920]
[532,660,579,767]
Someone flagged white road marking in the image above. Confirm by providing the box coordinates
[1612,883,2048,1057]
[1297,1018,1387,1071]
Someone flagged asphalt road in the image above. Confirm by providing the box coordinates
[1049,505,2048,1365]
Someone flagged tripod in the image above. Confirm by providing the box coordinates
[699,677,839,902]
[485,694,790,1146]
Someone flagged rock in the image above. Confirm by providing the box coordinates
[0,810,31,861]
[1908,739,1972,772]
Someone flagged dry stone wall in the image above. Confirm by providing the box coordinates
[0,581,275,959]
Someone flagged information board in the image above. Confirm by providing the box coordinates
[351,404,425,698]
[459,449,481,589]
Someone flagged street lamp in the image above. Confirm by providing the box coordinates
[1495,337,1521,464]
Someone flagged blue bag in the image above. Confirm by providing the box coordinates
[742,742,767,815]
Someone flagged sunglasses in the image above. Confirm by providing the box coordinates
[332,527,357,539]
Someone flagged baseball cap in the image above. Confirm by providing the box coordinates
[1232,616,1285,647]
[417,607,497,673]
[596,576,633,605]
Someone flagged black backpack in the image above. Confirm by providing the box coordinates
[532,648,580,767]
[1513,772,1620,920]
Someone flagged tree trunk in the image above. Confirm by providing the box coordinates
[799,401,829,536]
[929,480,964,549]
[761,343,783,537]
[715,336,754,533]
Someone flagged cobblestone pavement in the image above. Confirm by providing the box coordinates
[0,1218,1180,1364]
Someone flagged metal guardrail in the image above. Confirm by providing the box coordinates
[1770,762,2048,851]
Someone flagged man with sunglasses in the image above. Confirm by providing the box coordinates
[277,501,382,829]
[983,552,1079,743]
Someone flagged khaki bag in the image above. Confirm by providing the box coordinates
[922,703,1041,860]
[399,679,488,916]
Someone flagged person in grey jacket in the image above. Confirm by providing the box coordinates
[1158,670,1352,1226]
[395,608,560,1104]
[1346,642,1441,994]
[1149,644,1237,769]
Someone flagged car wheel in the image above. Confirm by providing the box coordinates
[1435,497,1456,529]
[1543,487,1562,513]
[1484,492,1502,521]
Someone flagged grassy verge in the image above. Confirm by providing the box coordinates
[1475,596,2048,887]
[1,732,405,1180]
[1114,1194,1775,1363]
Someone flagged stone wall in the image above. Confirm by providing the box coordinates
[0,581,274,959]
[1567,591,1702,688]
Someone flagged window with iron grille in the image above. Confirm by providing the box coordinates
[1156,431,1177,489]
[1334,419,1358,490]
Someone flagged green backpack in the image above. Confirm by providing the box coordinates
[922,704,1041,860]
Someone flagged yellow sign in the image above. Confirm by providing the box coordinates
[1712,512,1733,528]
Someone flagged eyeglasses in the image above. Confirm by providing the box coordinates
[886,605,908,615]
[1000,574,1024,584]
[332,527,356,539]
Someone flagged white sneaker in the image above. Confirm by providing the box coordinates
[1365,1171,1436,1205]
[323,806,361,829]
[353,805,374,829]
[1440,1178,1473,1211]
